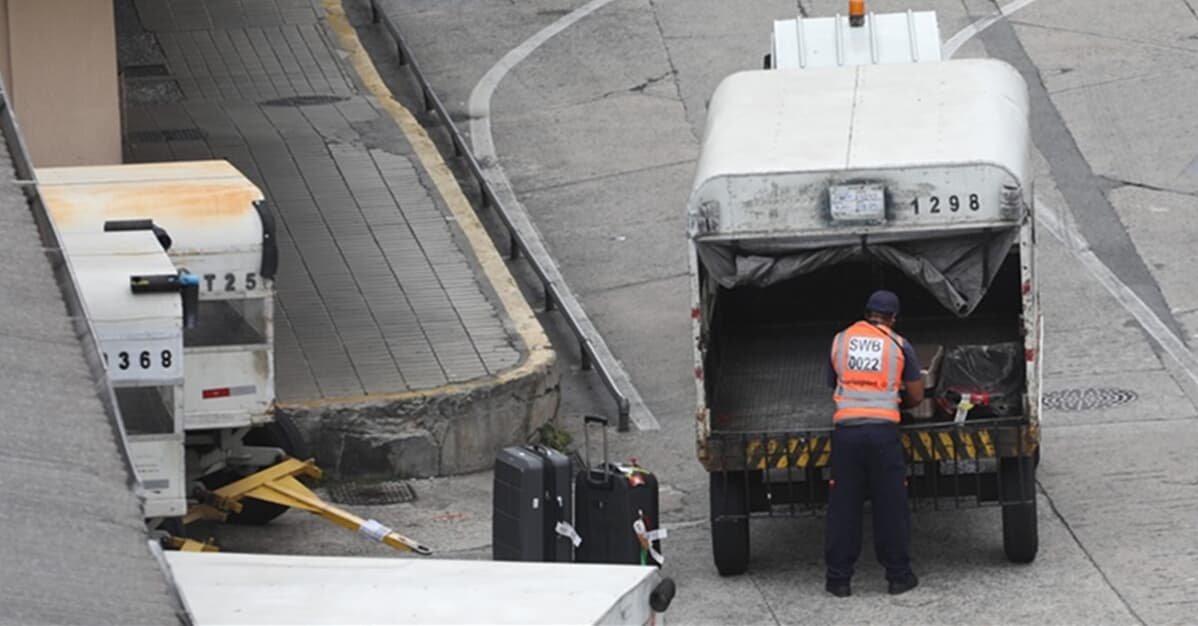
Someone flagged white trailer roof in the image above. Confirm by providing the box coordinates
[164,552,664,625]
[689,59,1030,237]
[694,59,1028,188]
[38,160,265,256]
[771,10,941,68]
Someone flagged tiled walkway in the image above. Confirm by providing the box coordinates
[119,0,520,401]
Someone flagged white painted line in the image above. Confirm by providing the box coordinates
[467,0,660,431]
[942,0,1043,59]
[1036,200,1198,390]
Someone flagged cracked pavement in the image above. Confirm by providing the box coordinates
[221,0,1198,622]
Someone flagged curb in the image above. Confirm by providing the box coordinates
[279,0,559,478]
[280,365,560,478]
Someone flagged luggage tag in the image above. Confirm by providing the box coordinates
[953,394,974,424]
[621,467,647,488]
[617,458,652,487]
[358,519,393,542]
[555,521,583,548]
[633,516,667,566]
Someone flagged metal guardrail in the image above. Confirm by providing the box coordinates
[364,1,634,430]
[0,74,143,490]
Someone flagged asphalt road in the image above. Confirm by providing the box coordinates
[215,1,1198,623]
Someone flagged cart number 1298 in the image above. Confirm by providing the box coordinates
[911,193,980,215]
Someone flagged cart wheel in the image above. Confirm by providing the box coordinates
[159,516,186,538]
[710,472,750,576]
[203,414,310,525]
[1000,457,1038,563]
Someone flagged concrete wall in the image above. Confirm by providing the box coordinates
[282,358,562,479]
[0,0,121,166]
[0,1,11,86]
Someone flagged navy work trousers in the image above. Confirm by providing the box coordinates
[825,422,912,584]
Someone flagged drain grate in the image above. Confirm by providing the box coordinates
[127,128,206,143]
[261,95,349,107]
[1043,387,1138,412]
[326,480,417,506]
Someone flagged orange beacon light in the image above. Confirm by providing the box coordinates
[849,0,865,27]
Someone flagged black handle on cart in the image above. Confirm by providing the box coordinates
[129,271,201,328]
[105,218,173,252]
[582,415,612,486]
[254,200,279,280]
[130,273,183,293]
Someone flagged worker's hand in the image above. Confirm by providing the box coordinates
[902,380,926,407]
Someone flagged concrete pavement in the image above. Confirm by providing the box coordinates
[323,0,1196,622]
[204,192,1188,623]
[115,0,558,476]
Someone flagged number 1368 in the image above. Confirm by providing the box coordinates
[103,349,174,371]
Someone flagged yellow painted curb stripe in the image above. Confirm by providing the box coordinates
[288,1,554,410]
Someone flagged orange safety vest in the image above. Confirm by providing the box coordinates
[830,321,906,423]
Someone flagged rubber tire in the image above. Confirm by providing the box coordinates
[1000,457,1038,563]
[203,414,310,525]
[710,472,751,576]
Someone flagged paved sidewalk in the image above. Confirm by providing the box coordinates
[118,0,521,403]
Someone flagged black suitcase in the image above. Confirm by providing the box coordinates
[533,444,574,562]
[574,416,663,566]
[492,444,573,562]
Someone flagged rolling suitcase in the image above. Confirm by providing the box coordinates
[532,444,574,562]
[574,416,664,566]
[492,444,573,562]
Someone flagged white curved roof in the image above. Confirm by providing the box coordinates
[38,160,265,256]
[692,59,1030,198]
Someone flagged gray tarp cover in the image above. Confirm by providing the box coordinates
[696,228,1020,316]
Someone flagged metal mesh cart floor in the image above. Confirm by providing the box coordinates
[709,317,1018,433]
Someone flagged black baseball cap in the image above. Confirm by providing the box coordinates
[865,290,900,315]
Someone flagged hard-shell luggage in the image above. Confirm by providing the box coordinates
[574,416,664,566]
[533,444,574,562]
[492,445,573,562]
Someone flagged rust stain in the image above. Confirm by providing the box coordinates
[253,350,271,380]
[38,160,263,229]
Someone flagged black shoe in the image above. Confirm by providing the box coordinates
[888,573,919,595]
[826,580,851,598]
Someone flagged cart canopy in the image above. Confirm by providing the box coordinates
[39,160,270,282]
[688,60,1030,316]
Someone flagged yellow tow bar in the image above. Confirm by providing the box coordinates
[184,458,432,555]
[165,536,219,552]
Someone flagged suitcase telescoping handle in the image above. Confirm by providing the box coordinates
[583,415,611,486]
